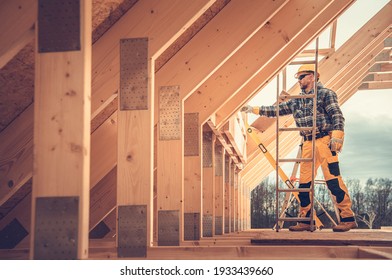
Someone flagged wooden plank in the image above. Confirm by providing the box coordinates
[117,38,153,253]
[31,0,92,259]
[0,0,36,68]
[358,81,392,90]
[88,244,392,260]
[362,73,392,83]
[156,85,184,245]
[224,155,231,233]
[202,130,215,237]
[214,145,225,235]
[214,0,355,128]
[368,63,392,74]
[0,105,33,206]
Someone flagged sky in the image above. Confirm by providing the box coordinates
[248,0,391,184]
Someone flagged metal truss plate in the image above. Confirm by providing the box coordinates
[38,0,80,53]
[159,86,181,140]
[0,218,28,249]
[184,213,200,241]
[158,210,179,246]
[118,205,147,258]
[184,113,199,156]
[203,214,213,237]
[120,38,149,110]
[203,131,213,167]
[215,216,223,235]
[215,147,223,176]
[34,197,79,260]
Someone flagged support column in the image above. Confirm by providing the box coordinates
[230,163,235,232]
[214,144,224,235]
[116,38,153,257]
[202,127,215,237]
[157,86,183,245]
[184,113,202,241]
[31,0,92,259]
[224,156,231,234]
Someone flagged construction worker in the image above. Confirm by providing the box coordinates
[241,64,358,232]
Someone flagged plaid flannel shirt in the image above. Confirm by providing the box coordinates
[258,82,345,136]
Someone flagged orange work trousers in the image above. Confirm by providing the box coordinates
[298,135,355,223]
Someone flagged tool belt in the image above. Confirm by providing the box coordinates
[303,131,329,141]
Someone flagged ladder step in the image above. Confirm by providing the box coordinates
[280,94,315,100]
[277,188,312,193]
[277,217,312,222]
[279,127,314,132]
[278,158,313,163]
[290,60,316,65]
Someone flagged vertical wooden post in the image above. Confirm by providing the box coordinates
[230,163,235,232]
[184,113,202,241]
[32,0,91,259]
[224,156,231,234]
[117,37,153,257]
[214,144,224,235]
[157,86,183,245]
[238,175,243,231]
[202,128,215,237]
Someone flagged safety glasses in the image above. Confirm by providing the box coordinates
[297,73,312,80]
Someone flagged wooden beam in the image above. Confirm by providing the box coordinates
[0,0,36,68]
[368,63,392,74]
[214,0,354,128]
[214,145,225,235]
[224,155,230,233]
[202,129,215,237]
[116,37,153,256]
[31,0,92,259]
[358,81,392,90]
[362,73,392,83]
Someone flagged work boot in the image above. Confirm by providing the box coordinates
[288,223,311,232]
[332,221,358,232]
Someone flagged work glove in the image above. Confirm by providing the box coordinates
[241,105,260,115]
[330,130,344,152]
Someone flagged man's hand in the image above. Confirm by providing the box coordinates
[330,130,344,152]
[241,105,259,114]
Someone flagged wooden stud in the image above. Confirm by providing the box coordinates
[157,86,184,244]
[202,128,215,237]
[117,37,153,256]
[31,0,92,259]
[184,116,202,240]
[214,144,225,235]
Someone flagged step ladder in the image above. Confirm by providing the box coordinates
[275,38,320,232]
